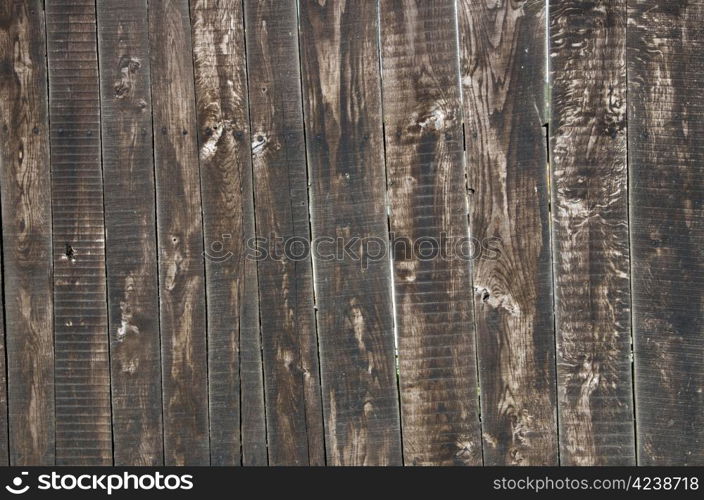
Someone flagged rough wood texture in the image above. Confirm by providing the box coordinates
[5,0,704,467]
[0,264,6,464]
[0,0,55,465]
[190,0,266,466]
[46,0,112,465]
[380,0,481,466]
[551,0,634,466]
[244,0,324,466]
[459,0,558,465]
[628,0,704,465]
[298,0,402,465]
[96,0,163,466]
[149,0,209,465]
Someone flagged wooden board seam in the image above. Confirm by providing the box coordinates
[0,178,10,464]
[92,7,116,464]
[293,0,329,464]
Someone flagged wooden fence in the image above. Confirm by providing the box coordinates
[0,0,702,466]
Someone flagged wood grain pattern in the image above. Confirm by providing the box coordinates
[459,0,558,465]
[551,0,634,466]
[4,0,704,466]
[628,0,704,465]
[380,0,481,466]
[46,0,112,465]
[0,262,6,465]
[149,0,209,465]
[244,0,324,466]
[0,0,55,465]
[96,0,163,466]
[298,0,402,465]
[190,0,266,466]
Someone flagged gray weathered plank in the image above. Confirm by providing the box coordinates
[298,0,402,465]
[628,0,704,465]
[190,0,266,466]
[459,0,558,465]
[244,0,324,465]
[46,0,113,465]
[96,0,164,466]
[149,0,209,465]
[0,0,55,465]
[380,0,482,465]
[550,0,634,465]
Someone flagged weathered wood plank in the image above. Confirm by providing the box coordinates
[0,262,6,465]
[189,0,266,466]
[380,0,481,466]
[459,0,558,465]
[45,0,112,465]
[244,0,324,465]
[298,0,402,465]
[95,0,163,466]
[628,0,704,465]
[0,0,55,465]
[550,0,634,465]
[149,0,209,465]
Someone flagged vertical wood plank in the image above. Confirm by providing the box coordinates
[244,0,324,465]
[458,0,558,465]
[380,0,481,465]
[0,264,6,464]
[0,0,55,465]
[189,0,266,466]
[96,0,164,465]
[46,0,112,465]
[551,0,634,465]
[628,0,704,465]
[298,0,402,465]
[149,0,209,465]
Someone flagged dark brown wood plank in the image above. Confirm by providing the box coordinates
[380,0,481,466]
[550,0,634,465]
[148,0,209,465]
[45,0,112,465]
[0,263,6,465]
[244,0,324,466]
[458,0,558,465]
[189,0,266,466]
[95,0,163,465]
[298,0,402,465]
[0,0,55,465]
[628,0,704,465]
